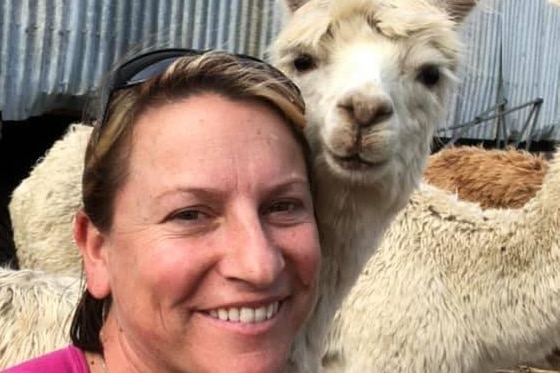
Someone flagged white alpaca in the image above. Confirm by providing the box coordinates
[323,149,560,373]
[271,1,475,371]
[0,267,79,369]
[8,0,474,370]
[10,124,90,276]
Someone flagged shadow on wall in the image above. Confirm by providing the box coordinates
[0,114,78,268]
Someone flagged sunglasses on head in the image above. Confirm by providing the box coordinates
[96,48,300,130]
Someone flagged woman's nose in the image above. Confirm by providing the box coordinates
[220,213,285,288]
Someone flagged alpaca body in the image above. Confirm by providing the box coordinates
[10,124,90,276]
[425,146,548,209]
[0,267,79,369]
[324,151,560,372]
[273,1,476,371]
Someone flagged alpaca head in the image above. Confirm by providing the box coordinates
[272,0,475,197]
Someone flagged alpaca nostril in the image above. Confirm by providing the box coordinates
[340,94,394,128]
[355,101,393,128]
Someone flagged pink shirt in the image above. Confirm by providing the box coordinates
[2,345,89,373]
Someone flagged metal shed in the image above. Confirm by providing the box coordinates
[443,0,560,144]
[0,0,559,142]
[0,0,284,122]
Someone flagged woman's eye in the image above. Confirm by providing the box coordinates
[263,199,311,226]
[266,200,301,214]
[173,209,207,222]
[163,207,217,235]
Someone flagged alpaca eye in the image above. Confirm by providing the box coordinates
[293,54,316,73]
[417,64,440,87]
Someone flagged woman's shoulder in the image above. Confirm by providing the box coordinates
[2,345,89,373]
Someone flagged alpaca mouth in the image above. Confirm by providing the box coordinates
[332,154,385,171]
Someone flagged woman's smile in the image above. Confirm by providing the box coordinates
[205,300,282,323]
[197,299,287,335]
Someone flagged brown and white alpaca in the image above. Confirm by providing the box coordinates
[323,148,560,373]
[8,0,475,370]
[424,146,548,209]
[271,0,476,371]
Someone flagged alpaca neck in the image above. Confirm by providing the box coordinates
[313,157,421,299]
[315,180,395,296]
[291,162,418,372]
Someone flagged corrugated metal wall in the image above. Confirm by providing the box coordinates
[0,0,284,121]
[1,1,559,143]
[443,0,560,143]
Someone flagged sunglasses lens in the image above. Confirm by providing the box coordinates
[97,49,299,133]
[122,57,182,88]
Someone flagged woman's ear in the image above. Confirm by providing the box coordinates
[74,210,111,299]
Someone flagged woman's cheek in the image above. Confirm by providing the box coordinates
[287,224,321,287]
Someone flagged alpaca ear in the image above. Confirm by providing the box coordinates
[283,0,311,13]
[436,0,477,23]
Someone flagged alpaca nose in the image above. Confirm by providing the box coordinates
[339,90,394,128]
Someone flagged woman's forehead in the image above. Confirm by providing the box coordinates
[132,94,297,149]
[124,93,307,187]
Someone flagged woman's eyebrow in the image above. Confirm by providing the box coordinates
[155,187,229,203]
[261,178,311,200]
[155,178,310,201]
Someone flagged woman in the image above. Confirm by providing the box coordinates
[4,49,320,372]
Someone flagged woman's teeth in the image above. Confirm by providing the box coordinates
[208,301,280,323]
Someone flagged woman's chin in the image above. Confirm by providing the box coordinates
[185,307,295,373]
[195,346,289,373]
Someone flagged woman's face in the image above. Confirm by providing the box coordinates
[91,93,319,373]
